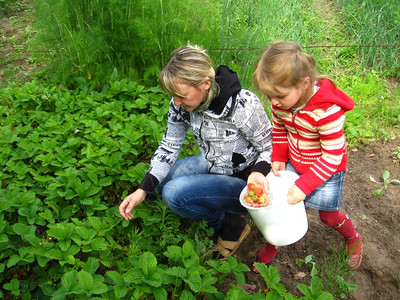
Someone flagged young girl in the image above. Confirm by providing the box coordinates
[251,40,363,272]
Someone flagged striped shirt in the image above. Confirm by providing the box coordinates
[271,79,355,195]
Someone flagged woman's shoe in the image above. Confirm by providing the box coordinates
[212,214,251,260]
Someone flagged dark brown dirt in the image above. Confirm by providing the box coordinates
[231,138,400,299]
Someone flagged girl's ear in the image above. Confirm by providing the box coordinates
[302,77,311,90]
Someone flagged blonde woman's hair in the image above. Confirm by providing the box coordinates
[159,45,216,99]
[254,40,335,97]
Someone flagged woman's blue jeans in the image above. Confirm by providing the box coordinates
[157,155,248,230]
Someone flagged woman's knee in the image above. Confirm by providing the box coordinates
[161,182,176,207]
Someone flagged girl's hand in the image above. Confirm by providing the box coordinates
[287,185,306,205]
[271,161,286,176]
[119,189,147,220]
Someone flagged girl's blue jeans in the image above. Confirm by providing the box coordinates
[157,155,248,230]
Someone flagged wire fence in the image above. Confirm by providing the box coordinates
[24,44,400,54]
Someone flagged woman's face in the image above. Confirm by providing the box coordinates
[173,80,211,111]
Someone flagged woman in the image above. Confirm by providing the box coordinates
[119,45,273,259]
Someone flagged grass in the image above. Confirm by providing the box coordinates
[29,0,321,89]
[302,0,400,145]
[319,245,357,298]
[336,0,400,78]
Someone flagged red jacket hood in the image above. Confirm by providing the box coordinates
[305,79,355,112]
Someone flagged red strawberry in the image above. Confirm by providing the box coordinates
[257,195,266,204]
[245,196,254,204]
[253,187,263,197]
[247,183,256,190]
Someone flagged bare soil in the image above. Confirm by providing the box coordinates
[0,0,38,85]
[232,138,400,299]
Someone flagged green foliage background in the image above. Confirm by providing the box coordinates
[32,0,318,88]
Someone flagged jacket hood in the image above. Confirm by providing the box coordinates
[306,79,355,112]
[207,65,242,116]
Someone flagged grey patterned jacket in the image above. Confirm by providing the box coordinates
[138,66,273,193]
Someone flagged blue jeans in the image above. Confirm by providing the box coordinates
[157,155,248,230]
[286,161,345,211]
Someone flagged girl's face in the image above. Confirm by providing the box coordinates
[173,80,211,111]
[265,77,311,110]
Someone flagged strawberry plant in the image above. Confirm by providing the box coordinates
[0,78,353,298]
[373,171,400,196]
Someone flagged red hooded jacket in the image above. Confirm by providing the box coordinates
[271,79,355,195]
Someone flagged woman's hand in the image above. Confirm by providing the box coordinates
[271,161,286,176]
[119,189,147,220]
[247,171,267,190]
[247,171,269,206]
[287,185,306,205]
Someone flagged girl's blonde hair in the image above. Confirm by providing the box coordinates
[159,45,216,99]
[254,40,334,97]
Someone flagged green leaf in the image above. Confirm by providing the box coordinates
[91,237,108,251]
[39,209,55,222]
[316,292,335,300]
[0,234,9,243]
[80,197,94,205]
[310,276,323,295]
[87,172,98,184]
[18,206,39,224]
[37,256,51,267]
[47,223,74,240]
[140,252,157,276]
[166,266,187,278]
[65,245,80,256]
[61,270,78,292]
[75,181,91,198]
[3,278,20,293]
[98,176,113,187]
[143,271,163,288]
[114,285,129,298]
[107,271,125,286]
[83,257,99,275]
[24,234,41,248]
[12,223,36,237]
[152,286,168,300]
[59,239,71,252]
[181,240,195,258]
[46,249,63,261]
[91,280,108,295]
[78,270,94,290]
[87,216,101,231]
[382,170,390,182]
[60,206,78,219]
[75,226,97,241]
[123,268,144,284]
[184,273,202,293]
[7,255,21,268]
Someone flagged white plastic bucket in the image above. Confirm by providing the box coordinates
[240,170,308,246]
